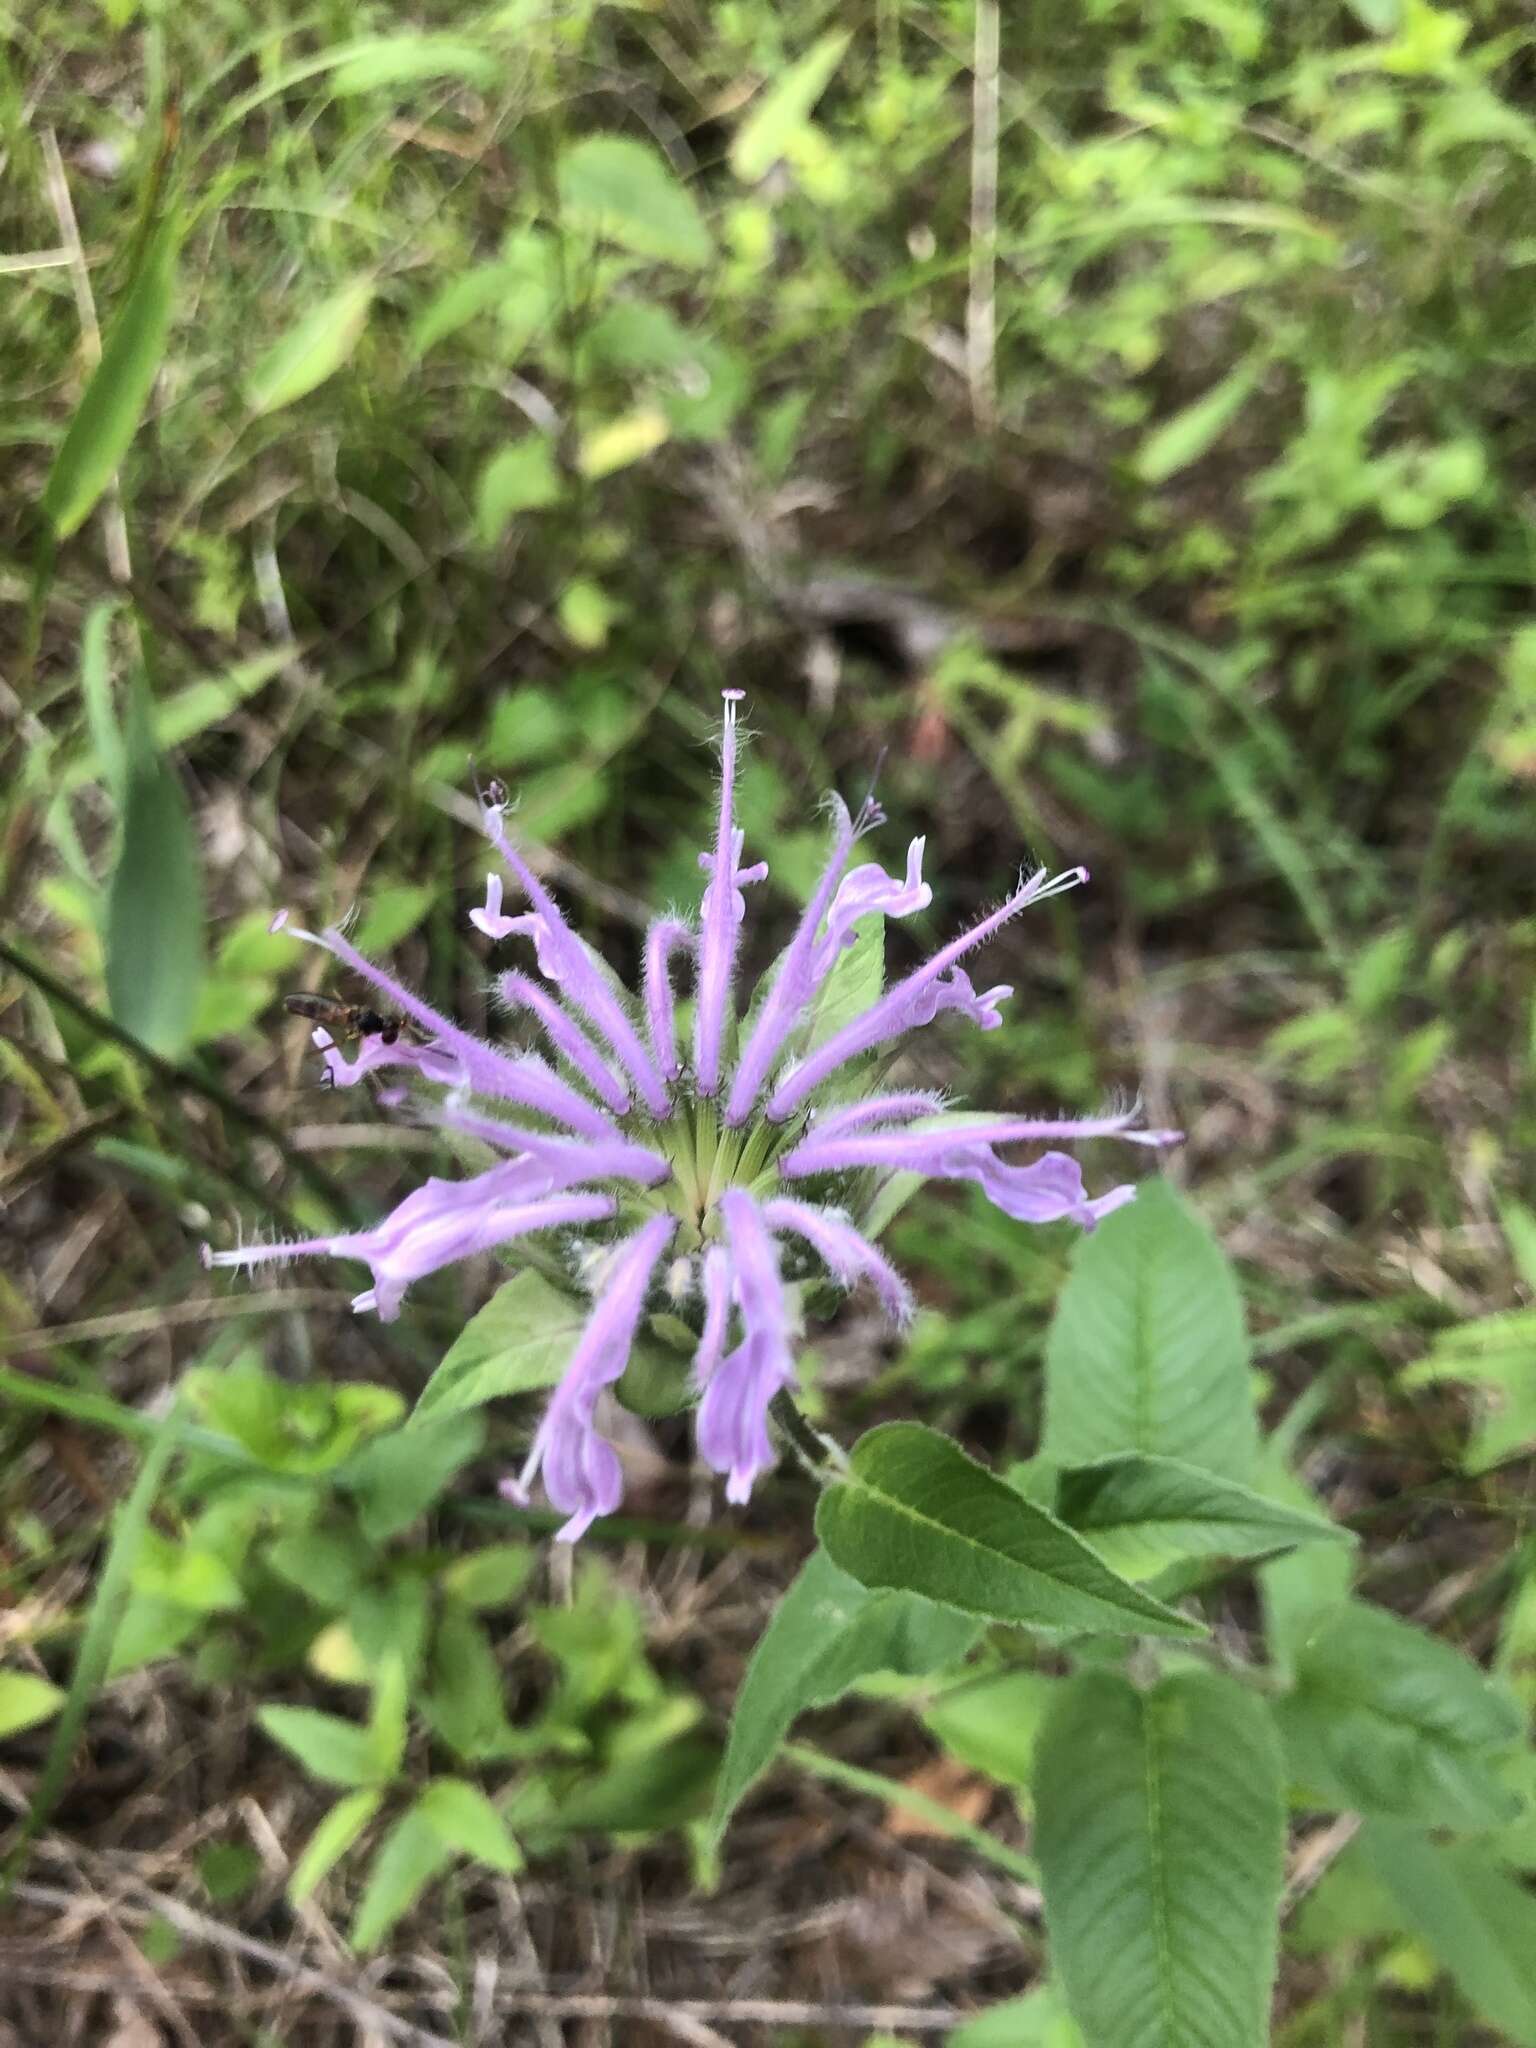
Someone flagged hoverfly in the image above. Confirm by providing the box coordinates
[283,993,425,1048]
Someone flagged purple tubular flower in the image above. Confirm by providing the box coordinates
[479,806,672,1117]
[693,693,768,1098]
[697,1190,797,1503]
[499,969,631,1116]
[204,1180,614,1322]
[694,1244,733,1388]
[764,864,1090,1122]
[211,693,1177,1538]
[644,917,694,1082]
[503,1213,677,1541]
[761,1196,913,1326]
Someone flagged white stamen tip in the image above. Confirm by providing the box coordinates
[198,1242,213,1269]
[722,688,745,704]
[268,909,290,934]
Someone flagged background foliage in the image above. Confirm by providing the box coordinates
[5,0,1536,2040]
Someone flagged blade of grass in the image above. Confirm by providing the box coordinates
[0,1394,187,1898]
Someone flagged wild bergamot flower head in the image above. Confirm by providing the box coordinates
[206,694,1175,1538]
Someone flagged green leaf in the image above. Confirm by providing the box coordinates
[921,1669,1059,1797]
[557,135,712,269]
[422,1603,519,1763]
[350,1805,456,1952]
[1043,1181,1256,1479]
[78,602,124,801]
[949,1985,1085,2048]
[1361,1820,1536,2044]
[1275,1600,1524,1828]
[326,34,498,94]
[1034,1670,1285,2048]
[476,435,562,542]
[105,680,205,1059]
[542,1735,718,1837]
[816,1423,1203,1638]
[711,1548,978,1840]
[0,1670,66,1740]
[351,883,434,955]
[802,913,883,1054]
[1134,354,1266,486]
[731,31,851,183]
[1053,1452,1348,1579]
[412,1270,588,1423]
[1401,1307,1536,1472]
[246,276,374,415]
[256,1706,390,1789]
[43,222,178,539]
[440,1544,533,1610]
[337,1413,484,1543]
[417,1778,522,1873]
[287,1787,383,1904]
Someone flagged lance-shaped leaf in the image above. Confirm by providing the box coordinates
[1043,1180,1256,1479]
[815,1423,1203,1638]
[1053,1451,1349,1579]
[411,1270,587,1423]
[1034,1669,1285,2048]
[105,679,205,1058]
[43,222,178,539]
[247,275,374,415]
[1275,1600,1524,1828]
[711,1547,979,1840]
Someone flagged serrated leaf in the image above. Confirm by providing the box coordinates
[816,1423,1203,1638]
[731,31,851,183]
[1275,1600,1523,1828]
[711,1547,978,1839]
[43,222,177,538]
[246,276,374,415]
[1043,1181,1256,1479]
[287,1787,383,1904]
[337,1413,484,1543]
[1361,1820,1536,2045]
[1054,1451,1348,1579]
[257,1706,388,1788]
[105,681,205,1058]
[412,1270,588,1423]
[1035,1669,1285,2048]
[350,1805,456,1952]
[0,1670,67,1739]
[557,134,711,269]
[417,1778,522,1872]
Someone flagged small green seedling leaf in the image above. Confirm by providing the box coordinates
[732,32,851,183]
[0,1671,67,1740]
[256,1706,390,1789]
[287,1787,383,1904]
[557,135,712,268]
[350,1804,456,1952]
[247,276,374,415]
[417,1778,522,1872]
[105,680,205,1058]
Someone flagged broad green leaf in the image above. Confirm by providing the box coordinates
[43,222,177,539]
[1275,1600,1523,1828]
[1043,1181,1256,1479]
[731,31,851,183]
[1054,1451,1348,1579]
[417,1778,522,1872]
[1361,1821,1536,2045]
[816,1423,1202,1638]
[1257,1453,1354,1679]
[337,1413,484,1543]
[327,34,497,94]
[412,1270,587,1423]
[1134,354,1266,485]
[1034,1670,1285,2048]
[557,134,712,269]
[287,1787,383,1904]
[422,1603,520,1763]
[105,681,205,1058]
[476,435,561,542]
[921,1669,1059,1797]
[949,1985,1085,2047]
[0,1671,66,1739]
[711,1547,978,1839]
[440,1544,532,1610]
[246,276,374,415]
[350,1805,456,1952]
[256,1706,389,1789]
